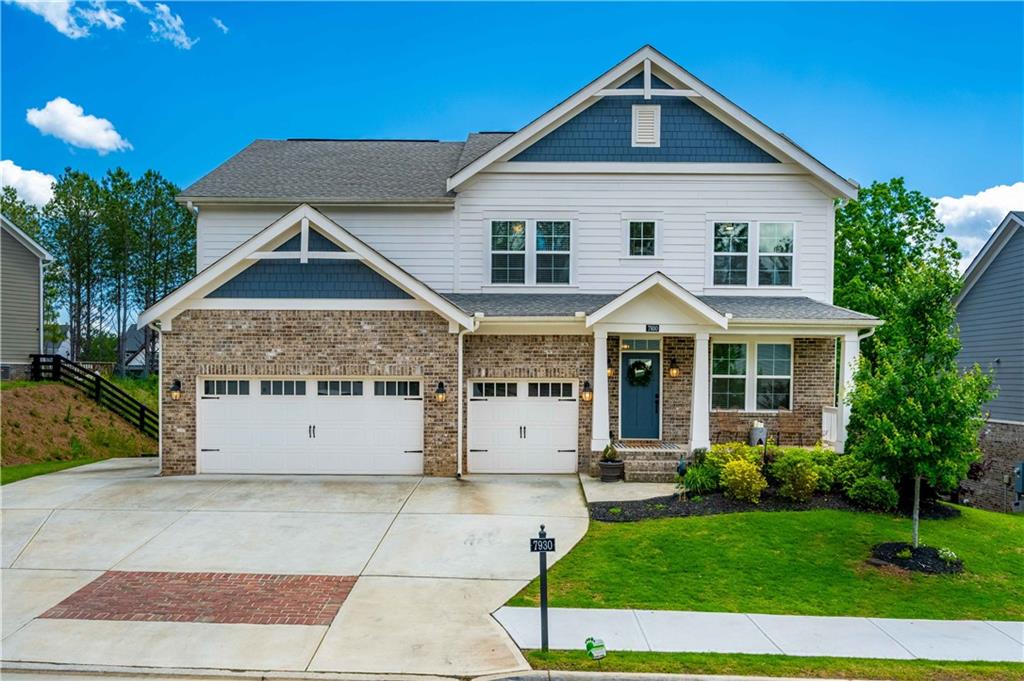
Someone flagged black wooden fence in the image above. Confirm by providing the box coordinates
[30,354,158,439]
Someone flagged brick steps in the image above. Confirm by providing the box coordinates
[616,442,686,482]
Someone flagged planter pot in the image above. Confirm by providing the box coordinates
[599,460,625,482]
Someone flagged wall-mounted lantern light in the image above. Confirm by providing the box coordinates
[434,381,447,403]
[606,362,614,377]
[668,359,681,378]
[169,379,182,401]
[581,381,594,402]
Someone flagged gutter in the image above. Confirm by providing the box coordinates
[175,195,456,208]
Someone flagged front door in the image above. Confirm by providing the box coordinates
[620,352,660,439]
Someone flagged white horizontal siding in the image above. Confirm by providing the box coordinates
[196,205,456,290]
[455,172,835,302]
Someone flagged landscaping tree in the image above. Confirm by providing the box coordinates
[100,168,140,376]
[846,259,993,547]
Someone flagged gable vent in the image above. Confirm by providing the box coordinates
[632,105,661,147]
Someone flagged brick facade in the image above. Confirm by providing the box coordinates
[462,334,594,472]
[960,421,1024,513]
[710,337,836,446]
[160,309,458,476]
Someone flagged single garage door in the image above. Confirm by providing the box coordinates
[468,380,578,473]
[197,377,423,474]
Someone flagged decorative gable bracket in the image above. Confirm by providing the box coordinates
[596,58,700,100]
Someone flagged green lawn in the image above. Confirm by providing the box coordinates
[108,374,159,411]
[509,507,1024,621]
[1,456,109,485]
[527,650,1023,680]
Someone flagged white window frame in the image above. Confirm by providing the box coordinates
[710,338,794,413]
[710,342,747,411]
[484,217,575,287]
[757,222,796,287]
[706,219,798,290]
[488,219,528,286]
[631,104,661,147]
[621,217,661,259]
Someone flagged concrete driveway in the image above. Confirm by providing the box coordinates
[1,458,590,676]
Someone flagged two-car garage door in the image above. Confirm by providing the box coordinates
[197,378,424,474]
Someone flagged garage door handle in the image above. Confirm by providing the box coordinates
[558,398,576,402]
[557,449,577,453]
[312,425,316,438]
[200,396,219,400]
[200,448,220,452]
[403,449,423,454]
[308,425,312,438]
[404,397,423,401]
[469,449,488,452]
[470,398,488,401]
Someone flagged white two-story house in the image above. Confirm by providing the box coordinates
[140,46,880,479]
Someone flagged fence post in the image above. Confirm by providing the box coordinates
[53,355,62,382]
[139,404,146,431]
[94,373,102,403]
[31,355,41,381]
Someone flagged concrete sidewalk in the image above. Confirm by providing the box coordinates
[494,607,1024,662]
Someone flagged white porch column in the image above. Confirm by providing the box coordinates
[591,327,610,453]
[836,331,861,453]
[690,332,710,450]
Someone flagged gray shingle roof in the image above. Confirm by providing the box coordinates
[181,136,510,204]
[444,293,877,322]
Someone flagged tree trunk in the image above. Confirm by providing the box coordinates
[912,474,922,549]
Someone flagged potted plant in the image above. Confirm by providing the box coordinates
[598,444,625,482]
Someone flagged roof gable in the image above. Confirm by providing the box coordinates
[448,45,857,200]
[1,214,52,261]
[956,211,1024,306]
[586,272,729,329]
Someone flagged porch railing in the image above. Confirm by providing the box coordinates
[821,406,839,447]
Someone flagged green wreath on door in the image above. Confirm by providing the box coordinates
[626,359,654,387]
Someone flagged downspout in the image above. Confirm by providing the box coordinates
[455,314,481,479]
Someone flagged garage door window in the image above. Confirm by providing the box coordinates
[528,382,573,398]
[204,380,249,396]
[317,380,363,396]
[473,382,518,398]
[373,380,420,397]
[260,380,307,396]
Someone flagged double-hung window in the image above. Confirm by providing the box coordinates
[711,340,793,411]
[711,343,747,410]
[628,221,657,257]
[535,221,571,284]
[758,223,794,286]
[490,220,526,284]
[713,222,749,285]
[489,219,572,285]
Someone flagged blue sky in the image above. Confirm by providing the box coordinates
[2,1,1022,262]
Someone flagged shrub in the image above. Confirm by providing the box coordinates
[847,476,899,511]
[706,442,762,476]
[681,463,718,494]
[721,459,767,504]
[938,547,959,564]
[691,447,708,466]
[833,454,871,493]
[807,444,839,491]
[769,450,819,502]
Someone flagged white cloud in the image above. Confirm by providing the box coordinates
[934,182,1024,271]
[26,97,132,155]
[125,0,147,12]
[0,160,57,206]
[212,16,228,34]
[148,3,197,50]
[5,1,124,39]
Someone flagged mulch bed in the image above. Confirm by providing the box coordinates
[589,490,962,523]
[589,489,853,522]
[869,542,964,575]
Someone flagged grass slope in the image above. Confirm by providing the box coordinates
[108,374,158,412]
[1,382,156,484]
[509,508,1024,621]
[527,650,1023,680]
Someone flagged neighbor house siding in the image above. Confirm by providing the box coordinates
[1,228,42,366]
[956,226,1024,423]
[195,205,457,290]
[455,173,835,301]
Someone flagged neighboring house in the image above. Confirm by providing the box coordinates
[140,45,880,479]
[121,326,159,375]
[1,214,52,380]
[955,211,1024,512]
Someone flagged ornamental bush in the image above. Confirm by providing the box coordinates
[680,463,718,494]
[721,459,767,504]
[833,454,871,493]
[706,442,763,476]
[847,475,899,512]
[769,450,819,502]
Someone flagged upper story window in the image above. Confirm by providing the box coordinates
[712,221,795,287]
[628,221,657,257]
[490,220,527,284]
[489,219,572,286]
[632,105,661,147]
[713,222,749,286]
[535,221,571,284]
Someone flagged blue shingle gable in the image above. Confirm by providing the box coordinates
[207,258,411,299]
[274,230,342,252]
[510,94,778,163]
[617,73,673,89]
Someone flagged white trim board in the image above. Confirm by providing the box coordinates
[447,45,858,200]
[138,203,474,330]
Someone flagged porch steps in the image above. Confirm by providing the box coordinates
[613,441,687,483]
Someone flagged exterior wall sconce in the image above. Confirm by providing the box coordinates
[668,359,681,378]
[581,380,594,402]
[434,381,447,403]
[169,379,182,401]
[607,363,614,377]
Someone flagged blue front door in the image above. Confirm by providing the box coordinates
[620,352,660,439]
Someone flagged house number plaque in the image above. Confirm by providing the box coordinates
[645,324,660,332]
